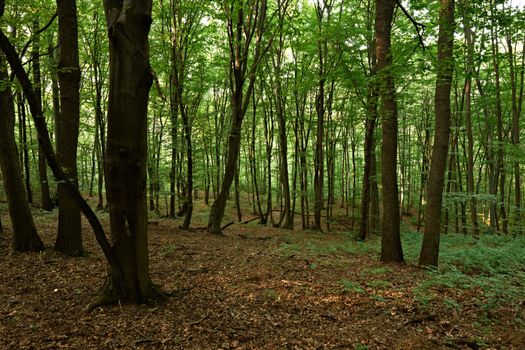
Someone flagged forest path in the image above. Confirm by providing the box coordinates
[0,207,523,349]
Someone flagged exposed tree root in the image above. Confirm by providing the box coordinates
[85,278,167,312]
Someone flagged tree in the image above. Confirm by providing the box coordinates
[0,0,161,308]
[99,0,161,303]
[460,0,479,237]
[312,0,333,231]
[504,6,523,234]
[54,0,83,256]
[0,55,44,252]
[32,19,53,212]
[419,0,455,267]
[207,0,268,234]
[271,0,293,229]
[358,0,379,241]
[375,0,403,263]
[169,0,206,229]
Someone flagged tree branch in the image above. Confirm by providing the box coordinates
[395,0,426,50]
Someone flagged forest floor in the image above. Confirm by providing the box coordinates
[0,200,524,350]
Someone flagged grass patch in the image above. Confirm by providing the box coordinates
[340,279,365,294]
[360,266,392,276]
[276,232,379,258]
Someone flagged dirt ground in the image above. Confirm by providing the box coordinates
[0,203,523,349]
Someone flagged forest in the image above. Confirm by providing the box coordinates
[0,0,524,348]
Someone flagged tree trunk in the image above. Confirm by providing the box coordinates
[506,28,523,234]
[0,57,44,252]
[17,93,33,204]
[376,0,403,263]
[54,0,83,256]
[416,99,431,231]
[207,0,267,234]
[272,1,292,229]
[461,2,479,237]
[358,85,378,241]
[489,1,507,233]
[32,19,53,211]
[0,16,132,308]
[101,0,159,303]
[419,0,455,267]
[313,3,327,232]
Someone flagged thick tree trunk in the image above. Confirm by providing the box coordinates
[101,0,159,303]
[54,0,82,256]
[419,0,455,267]
[376,0,403,263]
[0,58,44,252]
[0,18,129,308]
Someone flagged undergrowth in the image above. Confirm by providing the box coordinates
[403,231,525,313]
[277,230,525,315]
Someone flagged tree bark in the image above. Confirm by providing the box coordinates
[100,0,160,303]
[54,0,83,256]
[0,57,44,252]
[376,0,403,263]
[419,0,455,267]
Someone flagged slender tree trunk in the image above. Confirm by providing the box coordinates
[54,0,83,256]
[370,137,380,234]
[506,29,523,234]
[358,85,378,241]
[207,0,267,234]
[313,3,327,232]
[180,105,193,229]
[17,94,33,204]
[32,20,53,211]
[417,100,431,231]
[376,0,403,263]
[419,0,455,267]
[272,0,292,229]
[461,2,479,237]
